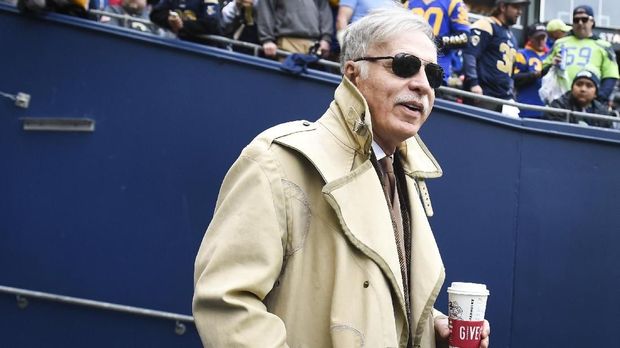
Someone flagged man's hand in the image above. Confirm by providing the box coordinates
[262,41,278,58]
[470,85,483,95]
[168,11,183,33]
[318,39,330,58]
[434,317,490,348]
[552,52,563,66]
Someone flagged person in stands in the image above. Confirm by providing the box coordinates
[463,0,530,112]
[256,0,333,59]
[17,0,88,17]
[513,23,550,118]
[543,5,619,106]
[149,0,220,42]
[220,0,258,48]
[335,0,397,46]
[544,69,614,128]
[100,0,162,35]
[545,18,571,48]
[405,0,471,87]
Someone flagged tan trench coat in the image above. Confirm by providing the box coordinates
[193,77,446,348]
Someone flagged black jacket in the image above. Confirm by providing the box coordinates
[543,92,614,128]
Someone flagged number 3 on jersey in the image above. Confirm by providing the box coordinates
[410,7,444,36]
[497,42,517,75]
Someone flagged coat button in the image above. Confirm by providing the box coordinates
[363,281,369,288]
[302,121,310,126]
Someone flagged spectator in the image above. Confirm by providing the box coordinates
[220,0,258,47]
[543,5,619,106]
[405,0,471,86]
[545,18,571,48]
[18,0,88,17]
[149,0,220,43]
[100,0,162,34]
[544,70,613,128]
[463,0,530,112]
[89,0,107,11]
[335,0,396,46]
[513,23,549,118]
[256,0,333,59]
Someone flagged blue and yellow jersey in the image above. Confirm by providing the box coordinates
[513,44,549,117]
[404,0,470,81]
[463,16,518,99]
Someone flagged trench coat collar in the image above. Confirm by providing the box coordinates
[322,76,443,182]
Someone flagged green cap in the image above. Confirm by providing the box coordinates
[546,19,572,32]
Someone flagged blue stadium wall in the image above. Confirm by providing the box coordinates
[1,4,619,347]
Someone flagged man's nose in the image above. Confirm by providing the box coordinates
[407,67,433,93]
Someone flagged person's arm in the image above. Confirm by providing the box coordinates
[317,0,333,56]
[335,5,353,46]
[256,0,278,56]
[598,78,618,104]
[177,0,221,37]
[442,0,470,50]
[542,42,558,71]
[463,20,491,94]
[543,97,569,122]
[597,42,619,102]
[336,5,353,32]
[193,148,289,347]
[220,0,243,35]
[149,0,173,30]
[513,51,540,88]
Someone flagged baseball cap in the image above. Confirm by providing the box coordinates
[546,19,571,32]
[573,5,594,18]
[573,69,600,92]
[526,23,547,38]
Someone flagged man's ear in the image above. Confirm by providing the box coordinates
[344,61,359,86]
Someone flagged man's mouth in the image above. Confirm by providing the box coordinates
[400,102,423,113]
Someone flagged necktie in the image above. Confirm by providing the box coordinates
[380,156,396,205]
[379,156,409,316]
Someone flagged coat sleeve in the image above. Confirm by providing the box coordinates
[543,97,568,122]
[193,146,290,347]
[256,0,276,43]
[179,0,221,37]
[317,0,333,42]
[220,1,242,35]
[463,20,491,88]
[149,0,172,30]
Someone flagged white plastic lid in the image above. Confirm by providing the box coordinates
[447,282,490,296]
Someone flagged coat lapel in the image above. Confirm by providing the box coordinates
[275,130,406,304]
[322,161,406,301]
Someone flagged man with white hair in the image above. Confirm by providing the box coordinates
[193,7,490,348]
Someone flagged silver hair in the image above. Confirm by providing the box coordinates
[339,6,437,76]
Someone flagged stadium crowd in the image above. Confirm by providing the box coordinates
[9,0,620,128]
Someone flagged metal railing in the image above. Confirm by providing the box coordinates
[89,9,340,69]
[437,86,620,126]
[72,9,620,128]
[0,284,194,335]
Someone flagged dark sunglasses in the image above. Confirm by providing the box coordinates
[353,53,444,89]
[573,16,591,24]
